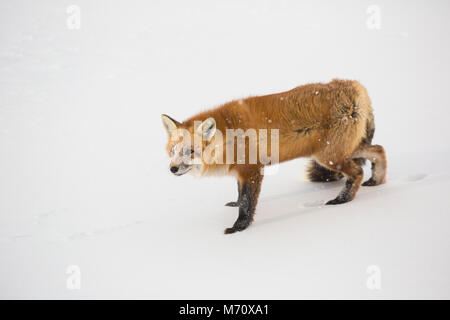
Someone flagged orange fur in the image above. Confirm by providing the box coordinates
[162,79,387,233]
[172,79,372,172]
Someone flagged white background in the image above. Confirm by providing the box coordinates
[0,0,449,298]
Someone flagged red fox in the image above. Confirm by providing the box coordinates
[161,79,386,234]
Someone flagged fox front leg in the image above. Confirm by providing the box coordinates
[225,181,241,207]
[224,171,263,234]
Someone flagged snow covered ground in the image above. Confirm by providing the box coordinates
[1,0,449,299]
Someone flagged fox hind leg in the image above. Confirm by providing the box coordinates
[324,159,364,205]
[352,144,387,186]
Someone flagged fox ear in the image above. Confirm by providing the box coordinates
[197,117,216,141]
[161,114,179,137]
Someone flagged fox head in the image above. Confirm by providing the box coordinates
[161,114,217,176]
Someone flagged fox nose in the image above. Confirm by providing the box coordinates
[170,166,179,174]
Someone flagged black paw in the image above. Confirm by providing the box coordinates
[362,178,378,186]
[224,218,251,234]
[224,227,238,234]
[225,201,239,207]
[224,225,248,234]
[326,197,351,205]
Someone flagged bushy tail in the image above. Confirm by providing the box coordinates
[306,112,375,182]
[306,160,343,182]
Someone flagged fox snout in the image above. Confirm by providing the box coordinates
[169,163,192,176]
